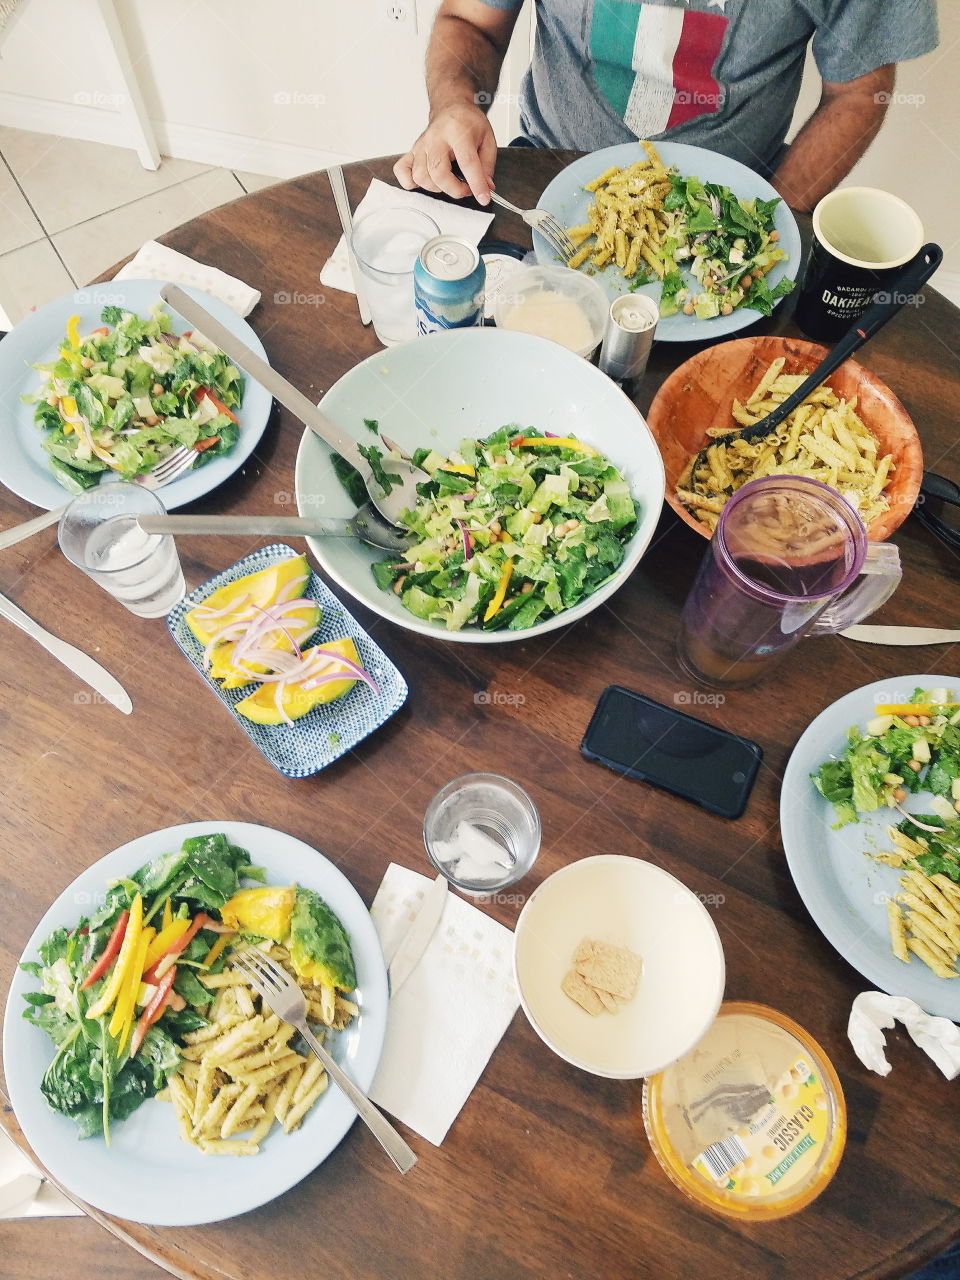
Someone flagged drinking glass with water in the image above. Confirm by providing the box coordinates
[58,482,186,619]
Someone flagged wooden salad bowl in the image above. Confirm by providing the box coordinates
[646,334,924,542]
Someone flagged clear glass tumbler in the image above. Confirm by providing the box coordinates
[423,772,541,896]
[351,207,440,346]
[58,482,186,619]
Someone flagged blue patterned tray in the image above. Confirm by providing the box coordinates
[167,544,407,777]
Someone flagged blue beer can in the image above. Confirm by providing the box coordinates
[414,237,485,334]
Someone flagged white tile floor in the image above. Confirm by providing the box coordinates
[0,126,281,327]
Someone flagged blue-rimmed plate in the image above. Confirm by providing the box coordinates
[167,544,407,776]
[533,141,801,341]
[0,281,273,510]
[3,820,389,1225]
[781,675,960,1020]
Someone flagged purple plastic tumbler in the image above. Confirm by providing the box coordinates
[677,476,901,687]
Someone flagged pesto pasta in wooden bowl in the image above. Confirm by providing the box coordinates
[647,335,923,542]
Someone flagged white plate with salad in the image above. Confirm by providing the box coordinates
[3,821,389,1225]
[533,141,801,341]
[781,677,960,1021]
[294,327,665,644]
[0,281,273,510]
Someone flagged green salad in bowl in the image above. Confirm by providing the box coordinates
[356,428,638,632]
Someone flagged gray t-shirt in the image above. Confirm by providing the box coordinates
[479,0,937,175]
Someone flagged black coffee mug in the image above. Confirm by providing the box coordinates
[794,187,924,342]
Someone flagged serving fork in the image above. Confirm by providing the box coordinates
[487,191,576,262]
[232,948,417,1175]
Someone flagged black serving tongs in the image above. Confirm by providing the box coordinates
[914,471,960,552]
[690,243,944,477]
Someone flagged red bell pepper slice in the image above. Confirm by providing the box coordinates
[81,910,129,990]
[142,912,208,984]
[193,386,238,423]
[130,967,177,1057]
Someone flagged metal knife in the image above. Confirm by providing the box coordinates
[0,504,68,553]
[327,166,372,326]
[386,874,449,997]
[0,591,132,714]
[842,625,960,645]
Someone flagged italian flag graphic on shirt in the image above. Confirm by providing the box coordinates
[589,0,728,136]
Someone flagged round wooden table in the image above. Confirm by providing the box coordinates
[2,150,959,1280]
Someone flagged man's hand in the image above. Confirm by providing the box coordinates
[394,0,519,204]
[394,102,498,204]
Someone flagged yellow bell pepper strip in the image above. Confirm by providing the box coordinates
[875,703,960,716]
[161,897,173,931]
[441,462,476,477]
[80,910,128,990]
[65,314,81,350]
[86,894,143,1019]
[143,917,192,970]
[483,559,515,623]
[509,435,598,457]
[130,968,177,1058]
[202,932,236,970]
[111,927,154,1055]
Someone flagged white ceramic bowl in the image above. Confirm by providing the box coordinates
[294,328,665,644]
[513,855,725,1078]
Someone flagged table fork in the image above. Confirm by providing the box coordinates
[135,444,199,490]
[232,948,417,1175]
[488,191,576,262]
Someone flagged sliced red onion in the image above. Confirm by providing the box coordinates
[276,574,309,603]
[252,604,302,659]
[193,592,252,621]
[274,681,294,727]
[455,519,472,561]
[299,649,380,694]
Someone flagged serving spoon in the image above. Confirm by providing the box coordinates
[138,503,414,555]
[160,285,425,527]
[688,244,943,479]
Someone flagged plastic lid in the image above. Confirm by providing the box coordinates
[642,1002,846,1221]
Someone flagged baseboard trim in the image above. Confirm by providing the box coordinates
[0,91,355,177]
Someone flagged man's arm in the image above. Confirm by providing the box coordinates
[770,64,894,212]
[394,0,521,204]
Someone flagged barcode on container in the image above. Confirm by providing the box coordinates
[698,1134,750,1181]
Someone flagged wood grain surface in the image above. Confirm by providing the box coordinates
[1,150,958,1280]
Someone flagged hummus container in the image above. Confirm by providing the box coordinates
[642,1001,846,1220]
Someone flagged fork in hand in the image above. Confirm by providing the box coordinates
[232,948,417,1175]
[487,191,576,263]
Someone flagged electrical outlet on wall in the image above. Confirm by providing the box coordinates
[384,0,417,32]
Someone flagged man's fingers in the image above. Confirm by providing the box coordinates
[478,129,499,194]
[425,150,470,201]
[453,140,492,205]
[410,152,443,194]
[394,153,416,190]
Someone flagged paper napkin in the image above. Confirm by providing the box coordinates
[0,1131,81,1219]
[848,991,960,1079]
[319,178,494,296]
[114,240,261,316]
[369,863,518,1145]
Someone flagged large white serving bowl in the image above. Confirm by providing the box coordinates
[294,328,665,643]
[514,855,725,1078]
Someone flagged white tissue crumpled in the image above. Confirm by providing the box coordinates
[848,991,960,1079]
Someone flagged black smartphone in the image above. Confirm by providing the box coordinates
[580,685,762,819]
